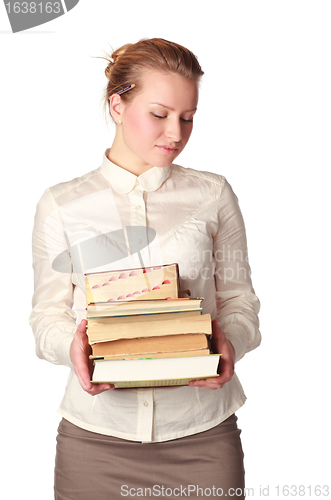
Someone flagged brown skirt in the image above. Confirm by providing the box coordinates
[54,415,245,499]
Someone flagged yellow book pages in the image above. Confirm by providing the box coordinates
[90,333,209,358]
[87,312,211,343]
[92,349,210,361]
[107,375,218,389]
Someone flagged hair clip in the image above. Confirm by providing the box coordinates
[117,84,136,95]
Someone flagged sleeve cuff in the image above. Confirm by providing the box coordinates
[53,331,75,369]
[223,324,248,363]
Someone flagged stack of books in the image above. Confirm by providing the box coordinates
[85,263,220,388]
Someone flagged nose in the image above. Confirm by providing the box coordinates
[165,117,182,142]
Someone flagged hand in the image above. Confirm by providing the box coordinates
[70,319,114,396]
[189,319,235,390]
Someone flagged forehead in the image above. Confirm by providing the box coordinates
[134,69,199,109]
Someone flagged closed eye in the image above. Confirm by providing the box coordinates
[151,112,193,124]
[150,112,166,119]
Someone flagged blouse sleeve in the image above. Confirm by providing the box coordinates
[214,179,261,363]
[29,189,77,368]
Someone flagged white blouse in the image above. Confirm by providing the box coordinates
[29,149,261,443]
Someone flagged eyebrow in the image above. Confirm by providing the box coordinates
[150,102,197,113]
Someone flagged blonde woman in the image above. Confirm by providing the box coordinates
[30,38,261,499]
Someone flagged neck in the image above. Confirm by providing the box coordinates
[108,129,153,176]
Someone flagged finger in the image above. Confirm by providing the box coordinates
[189,377,224,390]
[85,383,115,396]
[74,323,91,358]
[73,346,93,389]
[74,354,113,394]
[76,319,88,338]
[73,320,115,394]
[75,363,94,392]
[76,364,114,394]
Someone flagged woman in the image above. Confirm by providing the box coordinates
[30,38,261,499]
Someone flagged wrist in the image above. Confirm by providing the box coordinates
[223,324,247,363]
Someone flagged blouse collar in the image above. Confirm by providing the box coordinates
[100,148,171,194]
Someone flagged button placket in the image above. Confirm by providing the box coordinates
[129,186,150,266]
[137,389,154,441]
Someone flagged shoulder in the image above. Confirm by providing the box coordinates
[170,164,236,203]
[34,166,103,220]
[47,167,101,199]
[171,163,226,189]
[169,164,241,221]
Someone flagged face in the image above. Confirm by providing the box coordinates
[112,70,199,172]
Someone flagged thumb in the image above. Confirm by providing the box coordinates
[76,319,87,336]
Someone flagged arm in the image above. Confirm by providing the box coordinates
[29,189,113,395]
[189,178,261,389]
[29,189,77,367]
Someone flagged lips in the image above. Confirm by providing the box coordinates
[156,145,178,155]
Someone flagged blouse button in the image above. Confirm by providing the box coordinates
[143,401,149,407]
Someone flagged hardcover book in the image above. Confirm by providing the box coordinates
[91,354,220,388]
[85,263,179,305]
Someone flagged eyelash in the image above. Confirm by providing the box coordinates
[150,112,193,123]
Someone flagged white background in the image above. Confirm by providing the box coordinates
[1,0,330,498]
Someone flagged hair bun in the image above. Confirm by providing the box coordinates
[105,43,133,80]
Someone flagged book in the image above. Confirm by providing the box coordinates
[95,350,211,361]
[85,263,179,305]
[85,263,216,388]
[87,311,212,343]
[90,333,210,359]
[86,298,203,319]
[91,354,221,388]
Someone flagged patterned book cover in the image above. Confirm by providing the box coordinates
[85,263,179,305]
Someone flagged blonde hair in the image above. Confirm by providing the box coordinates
[98,38,204,121]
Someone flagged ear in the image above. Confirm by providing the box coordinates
[108,93,124,123]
